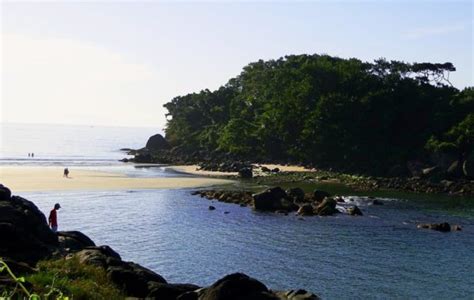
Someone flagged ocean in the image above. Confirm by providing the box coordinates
[1,123,473,299]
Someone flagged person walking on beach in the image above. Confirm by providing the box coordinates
[48,203,61,232]
[63,168,69,178]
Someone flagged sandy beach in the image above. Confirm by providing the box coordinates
[167,164,313,177]
[0,166,234,192]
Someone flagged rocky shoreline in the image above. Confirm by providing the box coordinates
[0,184,319,299]
[122,133,474,196]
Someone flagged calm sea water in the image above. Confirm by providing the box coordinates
[0,123,159,166]
[1,123,474,299]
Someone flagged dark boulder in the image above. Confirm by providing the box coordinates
[347,206,363,216]
[74,246,121,268]
[134,152,153,163]
[286,188,305,202]
[407,160,424,177]
[372,199,384,205]
[313,190,330,202]
[447,160,463,178]
[197,273,278,300]
[146,134,170,151]
[431,151,458,171]
[239,167,253,178]
[0,258,36,275]
[253,187,297,212]
[0,195,58,265]
[314,198,338,216]
[387,165,408,177]
[463,153,474,178]
[58,231,96,252]
[0,184,12,200]
[421,166,440,178]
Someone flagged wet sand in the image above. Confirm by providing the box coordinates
[0,166,234,192]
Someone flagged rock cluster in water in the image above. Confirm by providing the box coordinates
[0,184,320,299]
[193,186,464,232]
[192,187,362,217]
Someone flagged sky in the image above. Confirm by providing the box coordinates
[1,1,472,129]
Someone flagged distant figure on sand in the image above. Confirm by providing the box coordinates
[28,153,30,157]
[48,203,61,232]
[31,153,34,157]
[63,168,69,178]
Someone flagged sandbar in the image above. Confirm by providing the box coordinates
[0,166,234,192]
[167,164,313,177]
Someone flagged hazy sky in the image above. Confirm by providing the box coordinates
[1,1,472,128]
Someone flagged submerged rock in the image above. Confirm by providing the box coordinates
[417,222,461,232]
[275,289,321,300]
[297,204,314,216]
[347,206,363,216]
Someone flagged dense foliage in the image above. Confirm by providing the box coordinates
[163,54,473,175]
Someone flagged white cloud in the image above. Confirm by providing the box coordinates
[1,33,170,127]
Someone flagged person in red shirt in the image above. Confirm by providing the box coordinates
[48,203,61,232]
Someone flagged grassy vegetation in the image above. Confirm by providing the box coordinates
[25,257,125,300]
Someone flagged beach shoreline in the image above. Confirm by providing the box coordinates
[0,166,234,192]
[165,164,313,177]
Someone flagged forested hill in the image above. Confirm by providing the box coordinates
[163,54,473,176]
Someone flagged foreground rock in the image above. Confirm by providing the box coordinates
[0,186,58,265]
[0,184,320,299]
[72,246,172,298]
[58,231,96,252]
[184,273,320,300]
